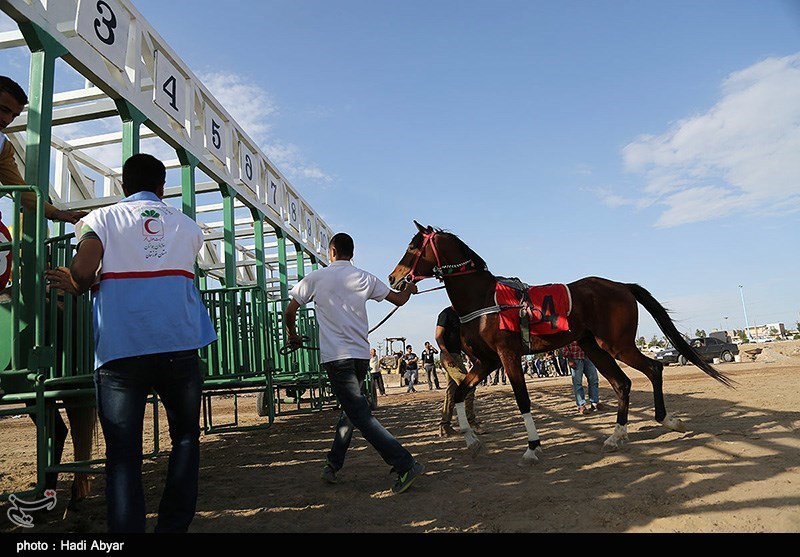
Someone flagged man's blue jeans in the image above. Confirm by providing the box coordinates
[570,357,600,407]
[94,350,202,533]
[323,358,414,474]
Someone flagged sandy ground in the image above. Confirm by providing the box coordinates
[2,340,800,534]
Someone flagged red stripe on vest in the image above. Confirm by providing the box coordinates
[100,270,195,281]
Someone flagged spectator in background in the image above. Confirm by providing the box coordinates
[369,348,386,396]
[421,341,441,390]
[561,340,607,415]
[402,345,419,393]
[491,366,507,386]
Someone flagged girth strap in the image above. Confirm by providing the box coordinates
[459,305,501,324]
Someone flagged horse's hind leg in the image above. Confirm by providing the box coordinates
[615,347,685,433]
[578,338,632,451]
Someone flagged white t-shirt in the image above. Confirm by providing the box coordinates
[289,260,390,363]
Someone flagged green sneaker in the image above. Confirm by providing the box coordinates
[321,463,338,484]
[392,461,425,494]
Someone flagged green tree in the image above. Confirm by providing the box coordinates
[648,335,665,348]
[695,329,706,338]
[738,330,749,344]
[636,336,647,348]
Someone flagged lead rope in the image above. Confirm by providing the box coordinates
[368,284,446,334]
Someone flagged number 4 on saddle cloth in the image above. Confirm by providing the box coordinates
[495,277,572,352]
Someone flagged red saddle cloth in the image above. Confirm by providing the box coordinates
[495,282,571,335]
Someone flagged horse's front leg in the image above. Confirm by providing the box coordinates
[500,352,543,466]
[454,367,484,458]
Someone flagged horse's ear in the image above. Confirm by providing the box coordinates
[414,220,426,233]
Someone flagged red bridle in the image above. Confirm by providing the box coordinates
[403,229,483,284]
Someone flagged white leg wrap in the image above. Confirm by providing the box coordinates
[455,402,470,432]
[456,402,481,456]
[661,413,686,433]
[603,423,629,451]
[523,412,539,442]
[519,413,543,466]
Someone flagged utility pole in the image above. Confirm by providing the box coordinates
[739,285,751,340]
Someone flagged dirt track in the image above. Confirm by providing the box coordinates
[2,341,800,534]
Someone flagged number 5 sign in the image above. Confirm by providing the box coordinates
[204,106,228,164]
[76,0,130,71]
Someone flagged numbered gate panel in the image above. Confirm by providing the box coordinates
[302,205,316,248]
[265,169,284,220]
[76,0,131,71]
[204,103,230,165]
[237,140,259,191]
[286,189,300,231]
[317,220,330,254]
[153,49,189,128]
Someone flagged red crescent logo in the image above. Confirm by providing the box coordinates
[144,218,159,234]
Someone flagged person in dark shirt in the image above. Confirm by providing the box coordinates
[420,341,441,390]
[435,306,483,436]
[401,345,419,393]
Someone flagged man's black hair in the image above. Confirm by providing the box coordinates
[0,76,27,106]
[122,153,166,194]
[329,232,354,258]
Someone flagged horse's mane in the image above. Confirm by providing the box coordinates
[414,227,488,271]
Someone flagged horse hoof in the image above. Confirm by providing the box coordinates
[661,414,686,433]
[603,438,620,452]
[467,439,483,458]
[604,424,628,450]
[462,428,483,457]
[518,447,542,466]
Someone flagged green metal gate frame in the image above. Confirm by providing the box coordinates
[0,14,331,500]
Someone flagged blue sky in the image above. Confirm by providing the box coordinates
[3,1,800,354]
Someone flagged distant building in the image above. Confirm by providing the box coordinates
[709,330,732,343]
[744,323,786,340]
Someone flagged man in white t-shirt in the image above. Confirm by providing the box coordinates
[285,233,425,494]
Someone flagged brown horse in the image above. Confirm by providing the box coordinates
[388,222,733,465]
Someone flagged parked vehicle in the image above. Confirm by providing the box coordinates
[655,337,739,365]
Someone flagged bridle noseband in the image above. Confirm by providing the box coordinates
[402,229,482,284]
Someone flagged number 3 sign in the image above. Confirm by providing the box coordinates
[76,0,131,71]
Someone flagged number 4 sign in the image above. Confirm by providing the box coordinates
[154,51,187,125]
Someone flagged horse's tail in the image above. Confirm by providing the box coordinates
[626,283,735,388]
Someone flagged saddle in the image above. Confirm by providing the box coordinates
[495,276,572,352]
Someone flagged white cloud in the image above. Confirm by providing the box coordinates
[616,53,800,227]
[199,71,276,144]
[264,142,333,184]
[200,71,331,184]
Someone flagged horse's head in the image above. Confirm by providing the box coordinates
[387,221,486,290]
[387,221,436,291]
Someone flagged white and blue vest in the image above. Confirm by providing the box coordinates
[76,191,216,368]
